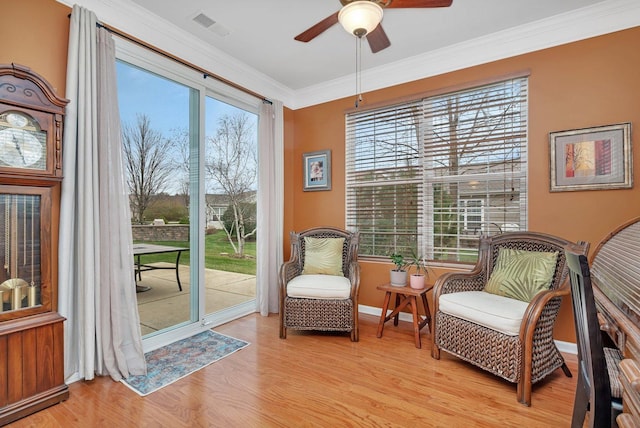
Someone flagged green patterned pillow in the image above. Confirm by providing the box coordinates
[484,248,559,302]
[302,237,345,276]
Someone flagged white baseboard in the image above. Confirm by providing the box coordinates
[358,304,577,355]
[555,340,577,355]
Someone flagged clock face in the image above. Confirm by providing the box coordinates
[0,128,44,168]
[6,113,29,128]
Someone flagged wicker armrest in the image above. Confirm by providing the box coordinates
[279,260,301,290]
[433,269,486,297]
[347,261,361,298]
[520,280,570,338]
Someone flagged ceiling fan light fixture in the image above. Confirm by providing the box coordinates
[338,1,383,38]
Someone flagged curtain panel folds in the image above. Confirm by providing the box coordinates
[257,100,284,315]
[59,5,146,382]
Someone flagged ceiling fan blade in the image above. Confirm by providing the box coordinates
[294,12,340,42]
[385,0,453,8]
[367,25,391,53]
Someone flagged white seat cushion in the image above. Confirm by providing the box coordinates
[438,291,529,336]
[287,274,351,299]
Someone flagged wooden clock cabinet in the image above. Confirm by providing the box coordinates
[0,64,69,425]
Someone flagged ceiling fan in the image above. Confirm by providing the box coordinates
[294,0,453,54]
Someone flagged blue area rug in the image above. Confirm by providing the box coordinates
[122,330,249,396]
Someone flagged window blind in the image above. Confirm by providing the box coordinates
[346,101,424,258]
[346,77,528,263]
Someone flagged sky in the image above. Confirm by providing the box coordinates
[115,60,258,195]
[116,60,244,137]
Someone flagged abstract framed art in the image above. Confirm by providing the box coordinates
[549,122,632,192]
[303,150,331,191]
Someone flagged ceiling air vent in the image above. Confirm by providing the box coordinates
[193,13,215,28]
[191,12,230,37]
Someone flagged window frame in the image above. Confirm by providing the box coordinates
[460,198,484,234]
[345,75,529,265]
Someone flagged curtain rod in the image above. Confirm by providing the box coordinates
[93,21,272,104]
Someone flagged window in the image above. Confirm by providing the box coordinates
[460,199,484,233]
[346,77,528,263]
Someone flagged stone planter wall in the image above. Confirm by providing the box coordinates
[131,225,189,242]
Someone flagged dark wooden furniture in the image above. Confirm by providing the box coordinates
[431,231,588,406]
[0,64,69,425]
[376,283,432,348]
[590,217,640,427]
[279,226,360,341]
[566,244,623,428]
[133,243,189,292]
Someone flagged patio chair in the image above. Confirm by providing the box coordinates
[279,226,360,341]
[431,231,588,406]
[565,244,622,428]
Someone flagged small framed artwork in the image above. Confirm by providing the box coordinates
[549,122,632,192]
[303,150,331,191]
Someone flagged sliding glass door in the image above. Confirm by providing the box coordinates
[116,60,196,336]
[115,39,258,344]
[202,96,257,324]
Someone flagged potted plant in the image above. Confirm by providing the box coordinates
[408,249,429,289]
[389,253,409,287]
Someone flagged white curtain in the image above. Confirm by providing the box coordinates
[256,100,284,315]
[59,5,146,382]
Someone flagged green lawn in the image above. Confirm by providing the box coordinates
[134,230,256,275]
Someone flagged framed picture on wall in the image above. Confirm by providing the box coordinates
[303,150,331,191]
[549,122,632,192]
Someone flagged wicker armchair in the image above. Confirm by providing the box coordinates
[431,231,588,406]
[279,227,360,341]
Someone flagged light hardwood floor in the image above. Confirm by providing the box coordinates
[8,313,577,427]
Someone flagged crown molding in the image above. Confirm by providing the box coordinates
[292,0,640,109]
[56,0,296,106]
[57,0,639,110]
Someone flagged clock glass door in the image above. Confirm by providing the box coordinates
[0,192,42,313]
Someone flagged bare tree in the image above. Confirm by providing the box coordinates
[122,114,173,224]
[170,127,191,209]
[205,112,257,257]
[365,84,523,256]
[429,84,524,253]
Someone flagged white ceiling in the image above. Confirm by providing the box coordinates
[130,0,608,90]
[61,0,640,108]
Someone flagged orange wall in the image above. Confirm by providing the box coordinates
[6,0,640,343]
[289,27,640,342]
[1,0,70,97]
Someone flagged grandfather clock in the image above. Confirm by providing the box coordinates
[0,64,69,425]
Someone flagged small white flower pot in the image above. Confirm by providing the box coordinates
[390,270,407,287]
[410,274,425,289]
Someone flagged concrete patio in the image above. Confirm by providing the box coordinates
[135,263,256,336]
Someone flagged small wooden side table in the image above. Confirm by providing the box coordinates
[376,283,433,349]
